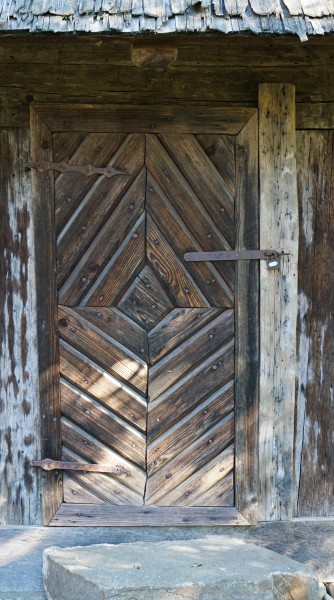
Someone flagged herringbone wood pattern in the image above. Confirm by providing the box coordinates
[55,131,236,506]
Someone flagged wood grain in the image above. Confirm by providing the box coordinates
[258,84,298,521]
[295,130,334,517]
[234,111,259,524]
[0,128,42,525]
[50,505,249,526]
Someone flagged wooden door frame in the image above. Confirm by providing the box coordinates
[30,103,259,526]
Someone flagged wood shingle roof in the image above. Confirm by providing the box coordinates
[1,0,334,39]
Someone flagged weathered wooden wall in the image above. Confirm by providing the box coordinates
[0,128,42,524]
[1,35,334,128]
[1,33,334,524]
[295,125,334,517]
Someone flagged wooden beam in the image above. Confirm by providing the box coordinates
[297,103,334,129]
[0,128,42,524]
[234,111,259,525]
[258,84,299,521]
[30,107,63,524]
[50,505,249,527]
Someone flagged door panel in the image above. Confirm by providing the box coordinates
[55,130,236,507]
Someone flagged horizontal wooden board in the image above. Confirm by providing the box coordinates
[296,103,334,129]
[50,504,249,526]
[33,103,255,134]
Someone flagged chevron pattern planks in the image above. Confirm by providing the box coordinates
[55,129,237,507]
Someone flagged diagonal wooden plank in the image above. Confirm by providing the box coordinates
[59,340,147,432]
[148,339,235,441]
[62,447,144,505]
[158,133,235,243]
[146,173,234,307]
[146,215,210,308]
[149,309,234,400]
[148,308,222,365]
[58,168,145,304]
[63,474,106,504]
[146,413,234,505]
[58,305,148,394]
[117,265,173,331]
[62,417,146,495]
[53,131,87,163]
[72,307,148,361]
[55,132,127,234]
[81,213,145,306]
[147,380,234,476]
[150,444,235,506]
[61,380,146,469]
[146,134,235,254]
[192,471,234,507]
[196,134,235,194]
[56,133,145,287]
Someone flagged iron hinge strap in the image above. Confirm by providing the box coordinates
[31,459,129,475]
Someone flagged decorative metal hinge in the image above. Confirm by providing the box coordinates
[31,458,129,476]
[25,160,128,178]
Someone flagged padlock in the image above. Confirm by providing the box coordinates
[265,251,280,270]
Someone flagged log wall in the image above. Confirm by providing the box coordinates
[0,33,333,524]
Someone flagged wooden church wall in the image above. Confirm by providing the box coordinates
[0,34,333,524]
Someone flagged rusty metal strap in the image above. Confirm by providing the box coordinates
[184,250,289,262]
[26,160,128,178]
[31,459,129,475]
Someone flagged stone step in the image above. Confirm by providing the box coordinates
[43,536,325,600]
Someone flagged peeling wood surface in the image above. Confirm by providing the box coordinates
[258,84,299,521]
[295,129,334,517]
[0,128,42,524]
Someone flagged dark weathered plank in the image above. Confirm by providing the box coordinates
[30,107,63,524]
[59,340,147,431]
[117,265,173,331]
[69,307,148,361]
[61,380,146,470]
[56,133,145,287]
[50,505,249,526]
[53,132,87,163]
[149,310,234,400]
[196,134,235,191]
[146,415,234,505]
[35,103,256,134]
[258,84,298,522]
[58,168,145,305]
[149,308,221,364]
[297,103,334,129]
[152,445,235,507]
[58,306,148,395]
[148,338,234,441]
[296,130,334,517]
[146,215,209,308]
[146,171,234,307]
[148,381,234,477]
[82,213,145,306]
[55,132,127,235]
[234,111,259,525]
[62,418,146,495]
[158,133,235,245]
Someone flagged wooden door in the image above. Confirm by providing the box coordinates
[55,130,236,507]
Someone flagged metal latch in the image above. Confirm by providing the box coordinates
[25,160,128,178]
[184,249,288,270]
[31,458,129,475]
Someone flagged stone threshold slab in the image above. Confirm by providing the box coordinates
[43,536,325,600]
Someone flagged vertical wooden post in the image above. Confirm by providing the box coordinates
[0,128,42,524]
[258,84,299,521]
